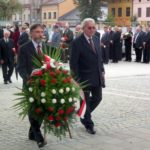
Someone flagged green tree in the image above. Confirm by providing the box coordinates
[0,0,22,20]
[74,0,101,22]
[104,14,115,26]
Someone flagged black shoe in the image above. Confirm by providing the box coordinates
[29,136,36,141]
[4,81,8,84]
[37,141,47,148]
[86,127,96,135]
[8,79,12,83]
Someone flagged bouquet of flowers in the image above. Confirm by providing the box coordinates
[123,32,132,39]
[13,49,85,139]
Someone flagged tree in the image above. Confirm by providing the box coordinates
[74,0,101,22]
[0,0,22,20]
[104,14,115,26]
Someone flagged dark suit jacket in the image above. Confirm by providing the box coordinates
[144,31,150,47]
[0,29,3,39]
[18,32,29,46]
[101,32,110,47]
[17,41,39,84]
[70,34,105,88]
[0,38,15,63]
[95,31,101,41]
[133,31,145,49]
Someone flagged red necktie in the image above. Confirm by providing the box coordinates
[37,44,42,55]
[89,38,96,53]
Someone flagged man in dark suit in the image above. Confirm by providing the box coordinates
[101,26,110,64]
[17,24,46,148]
[143,26,150,63]
[124,27,133,62]
[133,25,145,62]
[108,26,114,61]
[70,18,105,135]
[0,30,15,84]
[18,26,29,47]
[112,26,121,63]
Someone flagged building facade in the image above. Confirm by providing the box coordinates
[133,0,150,26]
[41,0,76,26]
[108,0,132,26]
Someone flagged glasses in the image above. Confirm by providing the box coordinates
[87,26,96,30]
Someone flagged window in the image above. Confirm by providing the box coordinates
[126,7,130,17]
[53,12,57,19]
[111,8,115,17]
[118,8,122,17]
[146,7,150,17]
[48,12,51,19]
[44,13,47,19]
[138,8,141,17]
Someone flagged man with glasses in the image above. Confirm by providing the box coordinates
[70,18,105,135]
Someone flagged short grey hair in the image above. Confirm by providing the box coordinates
[81,18,96,29]
[3,29,10,35]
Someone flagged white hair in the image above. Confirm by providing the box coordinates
[3,29,10,35]
[81,18,96,29]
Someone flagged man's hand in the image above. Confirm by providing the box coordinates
[0,59,4,64]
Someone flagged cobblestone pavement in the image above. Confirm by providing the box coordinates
[0,61,150,150]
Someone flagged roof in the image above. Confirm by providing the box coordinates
[42,0,64,6]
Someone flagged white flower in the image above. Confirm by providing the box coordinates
[52,89,56,94]
[41,92,46,97]
[60,99,65,104]
[41,64,46,69]
[50,59,56,68]
[72,87,75,92]
[52,99,57,104]
[59,89,64,94]
[68,98,73,102]
[66,87,70,92]
[29,87,33,92]
[73,97,78,101]
[29,97,34,103]
[41,98,46,104]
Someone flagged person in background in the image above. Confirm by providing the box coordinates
[0,30,15,84]
[18,26,29,47]
[12,25,20,54]
[133,25,145,62]
[74,24,82,39]
[94,30,101,41]
[51,25,61,48]
[101,26,110,64]
[24,22,30,35]
[124,26,133,62]
[143,26,150,63]
[112,26,121,63]
[118,27,123,61]
[42,24,49,43]
[6,24,14,39]
[108,26,114,61]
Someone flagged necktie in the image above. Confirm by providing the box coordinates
[89,38,96,53]
[37,44,42,55]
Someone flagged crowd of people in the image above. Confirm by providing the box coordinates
[0,22,150,85]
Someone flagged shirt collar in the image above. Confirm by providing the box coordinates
[84,33,93,42]
[32,39,42,49]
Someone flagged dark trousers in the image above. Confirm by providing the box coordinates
[28,114,44,142]
[125,45,132,61]
[112,46,119,62]
[143,46,150,63]
[2,61,14,82]
[81,86,102,128]
[102,47,109,63]
[135,48,142,62]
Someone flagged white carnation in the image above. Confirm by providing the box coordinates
[59,89,64,94]
[52,99,57,104]
[29,97,34,103]
[29,87,33,92]
[72,87,75,92]
[60,99,65,104]
[66,87,70,92]
[41,98,46,104]
[68,98,73,102]
[41,92,46,97]
[52,89,56,94]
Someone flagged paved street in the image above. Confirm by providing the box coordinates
[0,61,150,150]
